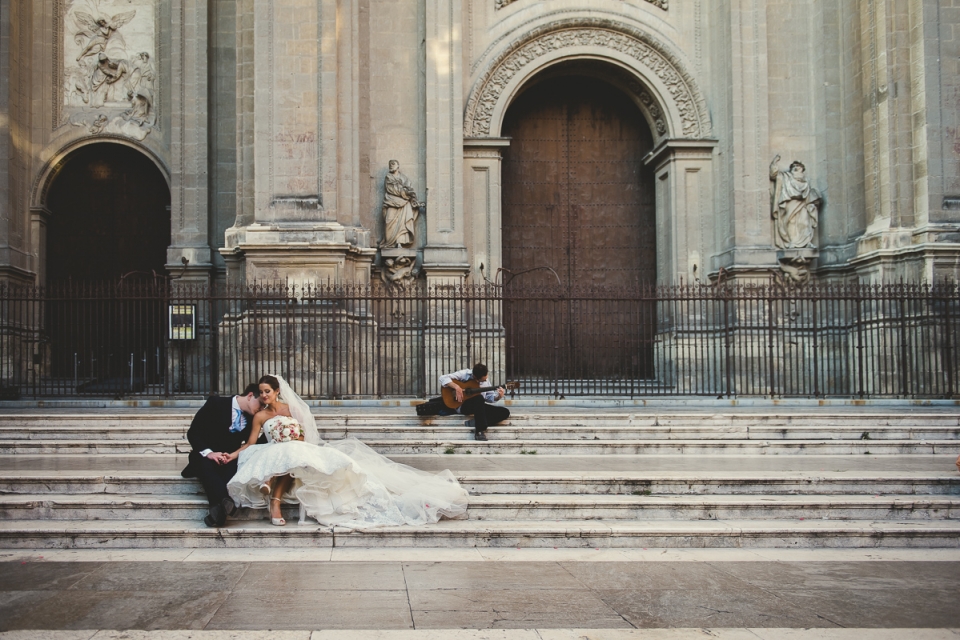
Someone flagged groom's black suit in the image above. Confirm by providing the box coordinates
[181,395,262,508]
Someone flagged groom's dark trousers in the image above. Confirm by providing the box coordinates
[181,395,259,506]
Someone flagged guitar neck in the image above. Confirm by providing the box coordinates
[464,385,497,396]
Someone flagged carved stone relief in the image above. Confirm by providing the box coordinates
[464,21,709,139]
[62,0,157,141]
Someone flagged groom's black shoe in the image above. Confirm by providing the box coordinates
[205,499,230,527]
[222,496,238,517]
[474,429,488,441]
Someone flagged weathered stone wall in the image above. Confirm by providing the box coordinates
[0,0,957,290]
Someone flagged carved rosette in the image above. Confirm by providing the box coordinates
[465,22,708,139]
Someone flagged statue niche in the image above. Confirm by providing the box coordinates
[770,155,821,285]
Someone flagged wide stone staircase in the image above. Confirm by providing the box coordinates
[1,402,959,549]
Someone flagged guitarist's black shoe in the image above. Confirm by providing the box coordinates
[474,429,488,441]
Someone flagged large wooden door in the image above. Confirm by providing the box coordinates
[501,76,656,382]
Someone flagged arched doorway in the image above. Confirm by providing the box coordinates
[501,73,657,384]
[44,143,171,393]
[47,143,170,281]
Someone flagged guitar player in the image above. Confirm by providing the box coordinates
[439,363,510,441]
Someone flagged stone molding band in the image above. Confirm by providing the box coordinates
[464,19,709,139]
[496,0,668,9]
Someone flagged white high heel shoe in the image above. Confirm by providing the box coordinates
[269,497,285,526]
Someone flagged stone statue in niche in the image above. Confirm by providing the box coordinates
[380,160,423,249]
[770,155,821,286]
[770,155,820,250]
[64,1,156,141]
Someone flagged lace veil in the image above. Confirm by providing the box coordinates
[271,374,322,445]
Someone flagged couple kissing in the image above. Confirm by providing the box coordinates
[182,374,468,529]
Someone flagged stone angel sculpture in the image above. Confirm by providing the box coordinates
[74,8,137,63]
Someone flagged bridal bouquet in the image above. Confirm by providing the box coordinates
[268,416,304,443]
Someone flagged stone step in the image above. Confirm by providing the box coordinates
[3,492,958,522]
[2,472,958,496]
[5,423,960,441]
[2,438,958,455]
[1,517,958,549]
[4,411,958,426]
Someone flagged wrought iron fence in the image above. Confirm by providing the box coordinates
[0,280,957,399]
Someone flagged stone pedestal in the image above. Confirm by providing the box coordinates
[778,247,819,286]
[223,223,374,286]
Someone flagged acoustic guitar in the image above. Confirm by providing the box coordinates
[441,379,520,410]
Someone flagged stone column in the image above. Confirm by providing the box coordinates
[223,0,373,285]
[422,0,468,286]
[168,0,213,284]
[0,0,33,286]
[852,0,960,282]
[714,0,777,282]
[462,138,509,280]
[645,140,718,285]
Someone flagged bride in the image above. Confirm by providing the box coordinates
[225,374,468,527]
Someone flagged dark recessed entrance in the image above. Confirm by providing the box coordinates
[501,74,657,382]
[47,143,171,282]
[44,143,171,393]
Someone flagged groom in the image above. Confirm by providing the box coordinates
[181,383,262,527]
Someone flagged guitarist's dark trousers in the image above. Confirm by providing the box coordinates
[460,395,510,432]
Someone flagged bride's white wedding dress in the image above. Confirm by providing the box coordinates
[227,377,468,528]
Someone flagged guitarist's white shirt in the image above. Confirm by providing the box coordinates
[439,368,498,412]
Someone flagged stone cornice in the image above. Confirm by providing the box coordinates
[496,0,667,10]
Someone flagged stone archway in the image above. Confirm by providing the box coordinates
[44,142,171,282]
[464,19,711,142]
[41,142,171,391]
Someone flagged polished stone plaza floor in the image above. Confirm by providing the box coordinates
[0,549,957,635]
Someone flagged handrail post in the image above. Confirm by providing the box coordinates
[767,288,776,397]
[943,285,955,397]
[855,288,865,398]
[812,295,820,397]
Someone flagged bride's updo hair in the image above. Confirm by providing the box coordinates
[258,374,280,391]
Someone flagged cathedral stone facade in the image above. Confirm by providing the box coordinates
[1,0,959,289]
